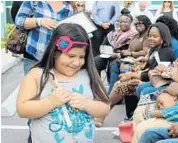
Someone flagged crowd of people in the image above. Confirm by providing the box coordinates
[9,1,178,143]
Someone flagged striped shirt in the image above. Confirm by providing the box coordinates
[161,103,178,122]
[15,1,73,60]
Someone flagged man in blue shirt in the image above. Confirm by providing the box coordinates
[91,1,120,57]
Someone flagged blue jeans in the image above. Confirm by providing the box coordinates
[23,58,37,75]
[108,62,130,94]
[136,82,167,98]
[139,128,178,143]
[108,62,120,94]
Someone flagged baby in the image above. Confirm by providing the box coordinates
[147,82,178,122]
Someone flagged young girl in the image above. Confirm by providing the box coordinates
[16,23,110,143]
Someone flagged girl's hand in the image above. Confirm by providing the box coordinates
[68,93,87,110]
[50,89,71,108]
[41,18,58,30]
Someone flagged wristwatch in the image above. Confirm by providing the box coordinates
[36,18,42,27]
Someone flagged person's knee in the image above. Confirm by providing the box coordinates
[136,84,142,98]
[110,63,119,73]
[140,87,153,96]
[94,56,106,71]
[93,30,103,39]
[139,129,157,143]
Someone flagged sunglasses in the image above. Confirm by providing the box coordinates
[164,1,172,3]
[134,21,144,26]
[56,36,89,53]
[76,4,84,8]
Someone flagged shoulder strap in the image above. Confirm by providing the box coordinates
[154,51,160,65]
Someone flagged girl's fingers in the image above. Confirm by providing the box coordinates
[63,96,71,103]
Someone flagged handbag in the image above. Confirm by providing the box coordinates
[6,2,38,54]
[114,79,140,96]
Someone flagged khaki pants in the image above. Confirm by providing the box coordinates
[132,106,171,143]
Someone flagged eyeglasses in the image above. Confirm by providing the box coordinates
[76,4,84,8]
[119,20,130,24]
[134,21,144,26]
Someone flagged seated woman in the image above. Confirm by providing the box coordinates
[132,82,178,143]
[95,22,176,127]
[136,15,178,98]
[109,22,176,118]
[94,8,137,77]
[108,15,152,94]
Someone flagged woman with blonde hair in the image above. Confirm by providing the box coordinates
[154,1,178,22]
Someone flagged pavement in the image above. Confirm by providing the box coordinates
[1,49,126,143]
[1,48,22,74]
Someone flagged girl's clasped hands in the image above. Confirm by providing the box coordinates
[51,87,87,111]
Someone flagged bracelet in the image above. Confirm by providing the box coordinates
[37,18,42,27]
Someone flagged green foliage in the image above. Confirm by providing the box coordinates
[1,23,14,49]
[5,23,14,36]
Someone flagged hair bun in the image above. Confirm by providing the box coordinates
[121,8,130,15]
[120,8,133,21]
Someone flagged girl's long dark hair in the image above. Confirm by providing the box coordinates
[34,23,109,104]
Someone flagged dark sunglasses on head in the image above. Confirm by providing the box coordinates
[164,1,172,3]
[127,2,132,5]
[77,4,84,7]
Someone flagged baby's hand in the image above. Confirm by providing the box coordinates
[68,93,88,110]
